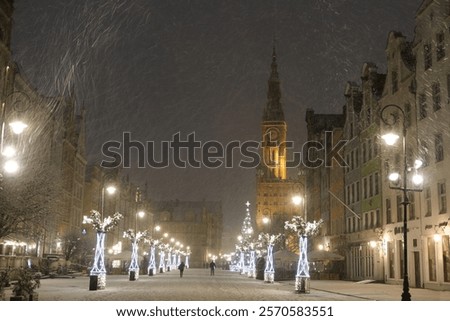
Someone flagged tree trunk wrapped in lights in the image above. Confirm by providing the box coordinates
[285,216,323,293]
[257,232,283,283]
[246,242,257,278]
[176,251,181,268]
[85,210,123,290]
[235,242,250,275]
[185,249,191,268]
[124,229,148,281]
[158,242,169,273]
[146,239,158,276]
[172,251,177,270]
[166,247,172,271]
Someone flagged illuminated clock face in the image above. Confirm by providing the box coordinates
[268,128,278,141]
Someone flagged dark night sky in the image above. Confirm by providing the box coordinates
[10,0,420,250]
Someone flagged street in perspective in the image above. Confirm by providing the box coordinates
[2,268,450,301]
[2,4,450,321]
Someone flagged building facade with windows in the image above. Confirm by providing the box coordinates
[305,109,346,278]
[152,200,222,268]
[411,0,450,290]
[342,63,386,281]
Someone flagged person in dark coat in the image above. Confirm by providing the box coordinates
[178,261,186,278]
[209,260,216,276]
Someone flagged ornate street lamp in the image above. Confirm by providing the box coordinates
[380,104,423,301]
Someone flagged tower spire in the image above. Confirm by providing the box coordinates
[263,43,284,121]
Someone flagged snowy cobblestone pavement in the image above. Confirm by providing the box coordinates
[4,268,450,301]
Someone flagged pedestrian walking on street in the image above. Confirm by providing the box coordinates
[209,260,216,276]
[178,261,186,278]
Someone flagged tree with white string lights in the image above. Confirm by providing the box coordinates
[257,232,283,283]
[84,210,122,290]
[146,238,158,276]
[235,201,255,275]
[185,247,191,268]
[123,229,148,281]
[285,216,323,293]
[158,242,170,273]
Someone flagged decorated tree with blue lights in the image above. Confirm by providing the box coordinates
[285,216,323,293]
[84,210,122,290]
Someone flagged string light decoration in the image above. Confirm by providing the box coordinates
[158,242,170,273]
[235,201,255,275]
[123,229,148,281]
[235,243,246,274]
[85,210,123,290]
[185,247,191,268]
[241,201,254,239]
[258,232,283,283]
[146,238,158,276]
[166,245,173,271]
[285,216,323,293]
[172,249,177,270]
[247,242,256,278]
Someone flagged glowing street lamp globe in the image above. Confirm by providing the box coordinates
[4,159,19,173]
[414,159,423,169]
[9,121,28,134]
[382,132,400,146]
[106,185,116,194]
[412,174,423,186]
[2,145,16,157]
[388,172,400,182]
[292,195,302,206]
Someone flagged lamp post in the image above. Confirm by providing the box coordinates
[380,104,423,301]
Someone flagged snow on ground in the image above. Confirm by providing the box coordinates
[3,268,450,301]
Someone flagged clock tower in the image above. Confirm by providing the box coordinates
[261,45,287,180]
[255,46,303,234]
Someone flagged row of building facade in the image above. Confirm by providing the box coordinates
[304,0,450,290]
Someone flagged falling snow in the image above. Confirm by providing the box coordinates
[11,0,420,248]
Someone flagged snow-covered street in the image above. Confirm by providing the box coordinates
[3,268,450,301]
